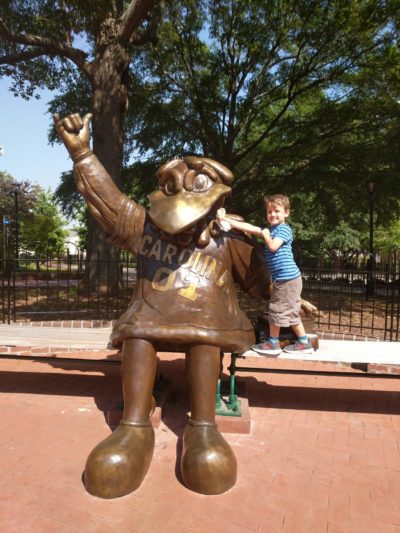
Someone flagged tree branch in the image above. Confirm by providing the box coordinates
[118,0,156,42]
[0,49,50,65]
[130,9,160,46]
[0,17,91,74]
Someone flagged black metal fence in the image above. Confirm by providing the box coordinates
[301,267,399,341]
[1,252,137,325]
[1,252,399,341]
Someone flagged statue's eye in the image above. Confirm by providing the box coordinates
[193,173,211,192]
[164,176,178,194]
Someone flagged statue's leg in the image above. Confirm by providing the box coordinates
[84,338,156,499]
[181,344,237,495]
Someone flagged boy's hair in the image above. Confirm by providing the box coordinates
[263,194,290,211]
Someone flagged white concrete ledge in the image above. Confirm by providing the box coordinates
[241,339,400,366]
[1,325,399,365]
[0,324,112,349]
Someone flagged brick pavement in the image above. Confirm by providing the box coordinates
[1,350,400,532]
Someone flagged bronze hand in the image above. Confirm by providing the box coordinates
[53,112,93,162]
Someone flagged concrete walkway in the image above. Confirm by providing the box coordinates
[0,323,400,366]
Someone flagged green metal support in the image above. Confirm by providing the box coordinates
[215,352,242,417]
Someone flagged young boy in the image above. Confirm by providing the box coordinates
[217,194,313,355]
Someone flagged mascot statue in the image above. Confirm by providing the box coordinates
[54,112,271,498]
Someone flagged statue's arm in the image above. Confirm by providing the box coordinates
[228,235,271,300]
[54,113,145,250]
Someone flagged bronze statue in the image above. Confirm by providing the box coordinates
[54,112,271,498]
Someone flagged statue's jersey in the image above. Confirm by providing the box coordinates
[74,155,270,352]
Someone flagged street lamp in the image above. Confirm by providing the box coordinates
[2,215,11,274]
[368,182,374,262]
[65,241,80,255]
[366,182,374,298]
[13,181,21,271]
[65,241,82,270]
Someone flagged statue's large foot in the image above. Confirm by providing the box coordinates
[84,420,155,499]
[181,419,237,495]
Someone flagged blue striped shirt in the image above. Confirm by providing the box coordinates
[264,224,300,281]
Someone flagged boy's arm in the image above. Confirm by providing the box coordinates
[217,208,283,250]
[261,228,284,252]
[217,208,262,236]
[227,218,263,236]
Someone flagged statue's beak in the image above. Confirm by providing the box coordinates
[148,184,231,235]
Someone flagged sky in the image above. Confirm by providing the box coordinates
[0,78,72,191]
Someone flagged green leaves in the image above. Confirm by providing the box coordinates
[0,171,68,257]
[1,0,399,259]
[20,189,68,256]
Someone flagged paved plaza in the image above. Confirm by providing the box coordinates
[1,332,400,532]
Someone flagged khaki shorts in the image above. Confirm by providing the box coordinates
[268,276,302,327]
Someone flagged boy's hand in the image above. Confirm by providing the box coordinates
[215,207,231,231]
[216,207,226,220]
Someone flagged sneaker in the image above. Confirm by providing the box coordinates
[252,341,282,356]
[283,341,314,355]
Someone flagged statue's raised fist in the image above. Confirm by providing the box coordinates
[53,112,93,162]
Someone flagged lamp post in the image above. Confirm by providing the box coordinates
[65,241,80,256]
[369,182,374,263]
[65,240,83,271]
[366,182,374,299]
[13,182,21,271]
[2,215,11,275]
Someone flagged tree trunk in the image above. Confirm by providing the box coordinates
[86,45,130,292]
